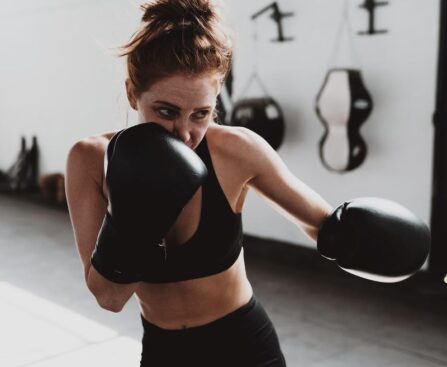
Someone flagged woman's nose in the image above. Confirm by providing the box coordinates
[174,121,191,144]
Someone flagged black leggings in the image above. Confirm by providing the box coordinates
[140,295,286,367]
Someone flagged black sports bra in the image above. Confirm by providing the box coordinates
[141,135,243,283]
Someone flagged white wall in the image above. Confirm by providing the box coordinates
[0,0,139,172]
[0,0,439,248]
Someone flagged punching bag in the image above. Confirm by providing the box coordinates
[315,68,373,172]
[230,97,285,151]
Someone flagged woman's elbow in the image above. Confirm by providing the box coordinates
[85,267,125,313]
[88,283,126,313]
[96,295,125,313]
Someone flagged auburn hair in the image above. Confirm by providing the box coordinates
[119,0,233,98]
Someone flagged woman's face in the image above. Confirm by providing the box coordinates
[127,73,222,150]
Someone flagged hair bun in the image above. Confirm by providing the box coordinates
[140,0,215,30]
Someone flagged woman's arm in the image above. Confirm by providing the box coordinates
[65,138,139,312]
[233,127,333,242]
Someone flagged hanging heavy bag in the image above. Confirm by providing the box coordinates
[230,97,285,151]
[228,70,286,151]
[315,1,374,173]
[315,68,372,172]
[226,14,287,151]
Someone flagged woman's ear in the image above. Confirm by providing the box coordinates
[125,79,137,110]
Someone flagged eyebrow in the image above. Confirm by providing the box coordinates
[153,100,212,111]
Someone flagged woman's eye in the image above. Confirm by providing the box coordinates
[194,110,210,119]
[158,108,177,119]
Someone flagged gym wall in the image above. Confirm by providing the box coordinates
[226,0,438,247]
[0,0,438,249]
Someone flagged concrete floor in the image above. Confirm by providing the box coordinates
[1,193,447,367]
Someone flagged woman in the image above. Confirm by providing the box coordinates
[66,0,333,365]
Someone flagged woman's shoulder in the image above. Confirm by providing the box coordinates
[69,130,118,156]
[206,123,271,166]
[206,123,280,184]
[67,130,120,185]
[206,123,263,156]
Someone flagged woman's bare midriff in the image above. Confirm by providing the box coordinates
[135,251,253,329]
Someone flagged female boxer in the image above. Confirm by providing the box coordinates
[65,1,429,366]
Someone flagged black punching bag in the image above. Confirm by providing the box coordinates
[315,68,373,172]
[230,97,285,150]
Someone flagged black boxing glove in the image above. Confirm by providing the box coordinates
[91,123,208,283]
[317,197,431,283]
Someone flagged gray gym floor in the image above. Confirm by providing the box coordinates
[1,193,446,367]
